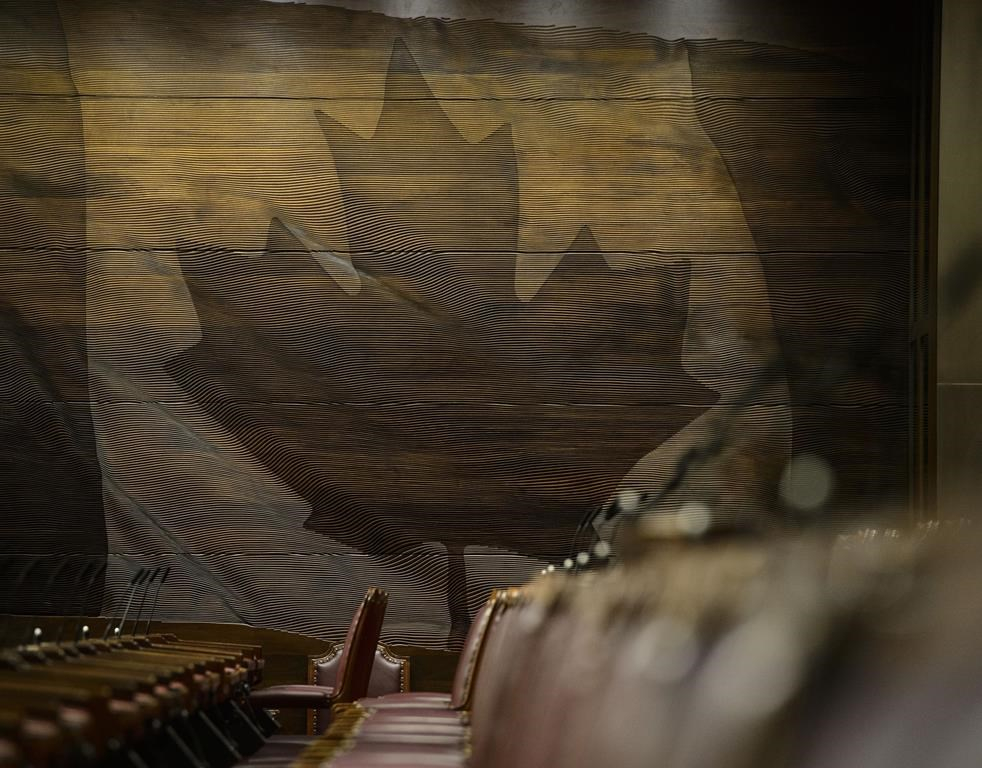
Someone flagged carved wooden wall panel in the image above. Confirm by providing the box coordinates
[0,0,913,647]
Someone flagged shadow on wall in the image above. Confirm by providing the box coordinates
[0,0,106,616]
[1,0,917,648]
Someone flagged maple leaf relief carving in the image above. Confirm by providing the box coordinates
[169,39,745,642]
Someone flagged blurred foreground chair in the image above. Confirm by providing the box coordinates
[293,525,982,768]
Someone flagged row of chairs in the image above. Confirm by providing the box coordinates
[7,521,975,767]
[0,627,278,768]
[275,523,981,768]
[246,584,508,768]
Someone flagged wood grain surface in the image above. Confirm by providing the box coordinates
[0,0,913,646]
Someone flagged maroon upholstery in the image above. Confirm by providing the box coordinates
[357,593,501,714]
[250,587,388,726]
[313,644,408,697]
[304,591,517,768]
[358,719,466,735]
[333,597,368,698]
[364,710,464,723]
[311,644,409,734]
[250,683,335,709]
[339,731,466,746]
[330,759,464,768]
[314,594,505,768]
[332,759,462,766]
[328,742,466,768]
[355,692,452,709]
[320,722,468,768]
[449,596,500,709]
[468,597,524,760]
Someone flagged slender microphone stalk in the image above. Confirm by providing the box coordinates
[104,568,147,640]
[141,566,171,636]
[128,568,160,636]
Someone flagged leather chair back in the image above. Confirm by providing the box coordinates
[309,643,409,734]
[470,588,537,764]
[332,587,388,703]
[449,589,503,710]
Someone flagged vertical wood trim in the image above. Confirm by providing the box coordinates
[911,0,941,521]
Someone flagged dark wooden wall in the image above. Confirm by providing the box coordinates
[0,0,918,647]
[937,0,982,517]
[0,0,106,616]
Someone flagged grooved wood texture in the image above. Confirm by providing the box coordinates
[0,0,106,617]
[0,0,912,647]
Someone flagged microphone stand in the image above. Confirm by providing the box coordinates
[104,567,147,640]
[128,568,161,637]
[141,566,171,636]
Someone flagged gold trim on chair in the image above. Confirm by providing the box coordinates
[376,643,411,693]
[306,644,341,735]
[308,644,342,686]
[307,643,410,734]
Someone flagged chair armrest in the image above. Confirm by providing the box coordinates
[250,684,335,709]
